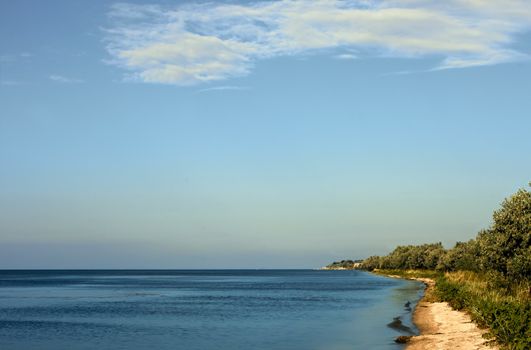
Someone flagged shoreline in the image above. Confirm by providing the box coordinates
[400,277,498,350]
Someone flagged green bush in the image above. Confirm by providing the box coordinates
[476,188,531,284]
[435,275,531,350]
[435,276,468,310]
[479,300,530,350]
[438,240,480,272]
[355,185,531,349]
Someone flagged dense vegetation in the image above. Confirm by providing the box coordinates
[325,259,363,269]
[360,185,531,349]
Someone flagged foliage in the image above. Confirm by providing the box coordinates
[361,255,383,271]
[371,269,440,279]
[476,188,531,284]
[438,239,480,272]
[325,259,362,269]
[353,184,531,349]
[361,243,446,270]
[436,272,530,350]
[360,185,530,285]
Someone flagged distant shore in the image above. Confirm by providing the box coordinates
[396,277,498,350]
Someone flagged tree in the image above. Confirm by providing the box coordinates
[476,187,531,282]
[439,240,479,272]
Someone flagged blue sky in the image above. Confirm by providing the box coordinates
[1,0,530,268]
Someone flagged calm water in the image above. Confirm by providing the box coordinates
[0,270,423,350]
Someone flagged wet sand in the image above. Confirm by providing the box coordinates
[406,278,498,350]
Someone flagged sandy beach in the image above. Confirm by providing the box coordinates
[406,278,498,350]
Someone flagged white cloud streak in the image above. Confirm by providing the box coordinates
[0,80,28,86]
[197,85,250,93]
[49,75,84,84]
[335,53,357,60]
[105,0,531,85]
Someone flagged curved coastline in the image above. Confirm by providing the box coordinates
[394,277,499,350]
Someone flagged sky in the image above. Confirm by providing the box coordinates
[0,0,530,269]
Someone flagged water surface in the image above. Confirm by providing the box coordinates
[0,270,423,350]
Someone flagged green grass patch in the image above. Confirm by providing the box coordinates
[372,269,441,279]
[435,272,530,350]
[373,269,531,349]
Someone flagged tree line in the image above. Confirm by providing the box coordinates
[361,186,530,287]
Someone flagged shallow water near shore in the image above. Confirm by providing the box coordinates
[0,270,423,350]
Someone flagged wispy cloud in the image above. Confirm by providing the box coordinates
[0,53,32,63]
[335,53,357,60]
[0,80,29,86]
[105,0,531,85]
[196,85,250,93]
[49,75,84,84]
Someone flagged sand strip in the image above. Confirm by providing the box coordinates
[406,278,498,350]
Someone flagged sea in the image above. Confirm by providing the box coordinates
[0,269,423,350]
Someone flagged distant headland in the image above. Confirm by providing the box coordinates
[321,259,363,270]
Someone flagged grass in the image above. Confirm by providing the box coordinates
[372,269,531,349]
[436,271,530,350]
[371,269,440,301]
[372,268,441,279]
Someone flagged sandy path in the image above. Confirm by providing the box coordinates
[406,278,498,350]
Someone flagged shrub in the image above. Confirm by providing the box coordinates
[436,273,531,350]
[476,188,531,284]
[438,240,480,272]
[435,275,468,310]
[355,185,531,349]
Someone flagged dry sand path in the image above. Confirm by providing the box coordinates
[406,278,498,350]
